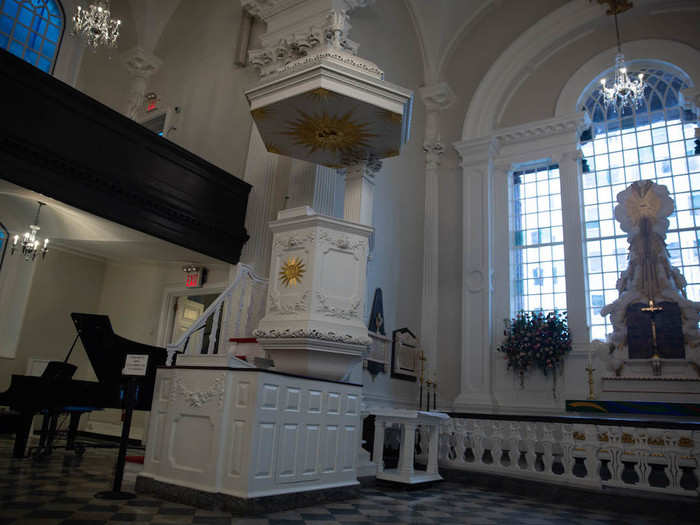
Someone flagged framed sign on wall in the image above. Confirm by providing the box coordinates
[391,327,419,381]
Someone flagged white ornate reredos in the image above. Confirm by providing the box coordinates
[600,181,700,371]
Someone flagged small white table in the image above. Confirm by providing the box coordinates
[371,409,449,484]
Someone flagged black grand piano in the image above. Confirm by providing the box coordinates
[0,313,167,458]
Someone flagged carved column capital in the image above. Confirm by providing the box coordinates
[419,82,456,113]
[121,46,162,78]
[552,149,582,165]
[423,142,445,170]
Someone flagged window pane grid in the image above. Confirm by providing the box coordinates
[511,164,567,315]
[0,0,62,72]
[581,66,698,341]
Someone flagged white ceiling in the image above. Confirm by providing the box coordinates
[0,179,229,266]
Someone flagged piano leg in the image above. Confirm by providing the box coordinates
[13,412,34,458]
[66,411,82,450]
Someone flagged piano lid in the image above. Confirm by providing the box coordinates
[71,313,124,386]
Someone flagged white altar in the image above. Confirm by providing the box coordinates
[371,409,449,484]
[138,366,362,501]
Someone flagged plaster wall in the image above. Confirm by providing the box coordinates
[149,0,260,177]
[0,249,106,391]
[350,0,426,407]
[73,0,137,113]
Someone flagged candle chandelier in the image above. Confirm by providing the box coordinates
[72,0,122,50]
[11,202,49,262]
[597,1,646,112]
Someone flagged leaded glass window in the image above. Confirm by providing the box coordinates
[580,65,699,340]
[511,164,567,315]
[0,0,63,73]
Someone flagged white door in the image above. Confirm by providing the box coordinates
[171,296,205,354]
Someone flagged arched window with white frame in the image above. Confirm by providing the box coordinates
[0,0,63,73]
[579,61,700,340]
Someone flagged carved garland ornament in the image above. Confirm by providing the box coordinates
[253,327,370,346]
[172,374,226,409]
[316,291,361,319]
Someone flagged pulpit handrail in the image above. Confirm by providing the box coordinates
[165,263,268,365]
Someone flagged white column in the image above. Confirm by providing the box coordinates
[344,160,379,226]
[426,424,439,474]
[453,137,497,409]
[121,47,162,120]
[556,149,588,345]
[313,165,342,217]
[372,419,386,473]
[240,127,280,275]
[398,422,416,476]
[418,82,454,379]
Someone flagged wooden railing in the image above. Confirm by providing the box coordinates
[166,264,268,365]
[416,413,700,498]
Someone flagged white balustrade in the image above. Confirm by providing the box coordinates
[166,264,268,365]
[437,417,699,497]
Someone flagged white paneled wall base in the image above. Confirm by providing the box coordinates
[140,366,362,499]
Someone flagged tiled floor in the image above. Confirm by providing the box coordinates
[0,436,696,524]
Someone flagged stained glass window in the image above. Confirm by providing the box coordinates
[0,0,63,73]
[580,65,698,340]
[510,164,567,315]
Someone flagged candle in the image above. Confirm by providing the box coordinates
[587,349,593,369]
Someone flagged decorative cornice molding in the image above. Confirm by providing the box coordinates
[453,136,498,168]
[493,112,589,147]
[253,327,371,346]
[419,82,456,112]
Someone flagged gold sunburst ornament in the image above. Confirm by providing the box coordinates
[284,110,375,154]
[279,256,306,287]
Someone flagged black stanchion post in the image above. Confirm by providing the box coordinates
[96,377,137,500]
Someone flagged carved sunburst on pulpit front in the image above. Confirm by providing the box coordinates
[279,256,306,287]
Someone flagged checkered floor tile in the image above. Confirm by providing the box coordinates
[0,436,695,524]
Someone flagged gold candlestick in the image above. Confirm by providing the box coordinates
[586,366,596,400]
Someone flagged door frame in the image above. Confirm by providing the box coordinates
[156,281,227,348]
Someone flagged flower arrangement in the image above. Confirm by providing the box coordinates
[497,311,572,386]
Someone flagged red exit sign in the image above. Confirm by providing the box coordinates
[183,266,205,288]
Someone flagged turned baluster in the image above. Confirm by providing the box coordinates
[472,420,485,466]
[523,423,538,473]
[490,422,503,469]
[606,426,623,484]
[560,424,575,479]
[542,423,554,474]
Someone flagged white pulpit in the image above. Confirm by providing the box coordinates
[138,365,362,504]
[371,409,449,484]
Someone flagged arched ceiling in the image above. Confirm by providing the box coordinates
[405,0,492,84]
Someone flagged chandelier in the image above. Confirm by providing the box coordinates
[72,0,122,50]
[11,202,49,262]
[598,2,646,112]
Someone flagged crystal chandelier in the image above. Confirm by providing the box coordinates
[72,0,122,50]
[11,202,49,262]
[598,4,646,112]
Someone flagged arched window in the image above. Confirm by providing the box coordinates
[580,63,700,340]
[0,0,63,73]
